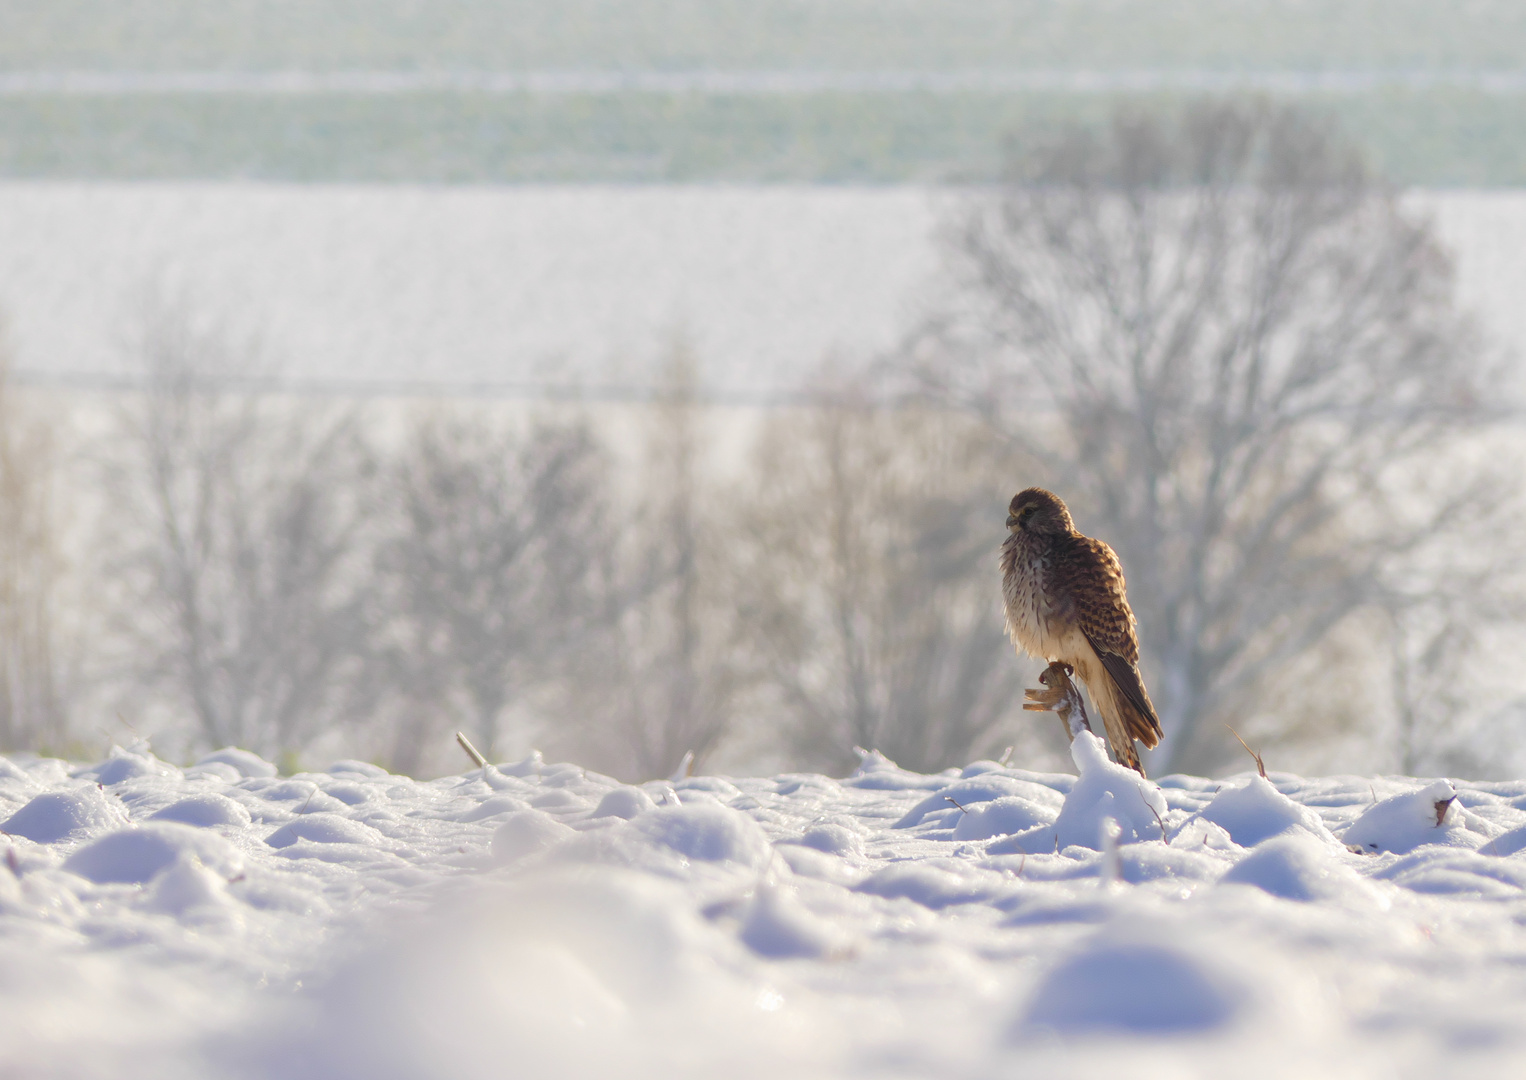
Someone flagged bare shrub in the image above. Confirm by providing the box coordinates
[732,377,1059,774]
[0,329,68,750]
[553,345,747,780]
[378,409,614,770]
[105,313,378,759]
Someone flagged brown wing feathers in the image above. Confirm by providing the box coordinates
[1059,535,1164,750]
[1087,645,1163,749]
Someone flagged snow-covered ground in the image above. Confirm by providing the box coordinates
[0,184,942,396]
[6,735,1526,1078]
[1,185,1523,396]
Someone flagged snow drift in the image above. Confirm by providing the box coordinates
[4,739,1526,1078]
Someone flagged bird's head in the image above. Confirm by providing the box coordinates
[1007,487,1074,536]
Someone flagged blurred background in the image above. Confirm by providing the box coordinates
[2,0,1525,780]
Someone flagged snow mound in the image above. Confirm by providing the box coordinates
[951,795,1057,841]
[631,803,772,868]
[242,779,351,815]
[1484,822,1526,856]
[1192,775,1338,848]
[148,793,253,828]
[2,785,130,843]
[265,813,389,849]
[1219,833,1382,905]
[1023,932,1251,1034]
[325,760,390,778]
[843,747,947,791]
[63,822,242,883]
[857,861,1012,909]
[738,882,849,959]
[895,774,1062,830]
[262,868,829,1080]
[192,747,278,778]
[490,810,575,863]
[452,795,529,822]
[76,746,181,786]
[1050,731,1167,849]
[147,853,239,916]
[791,822,864,857]
[1369,847,1526,897]
[492,750,544,778]
[593,786,657,820]
[1116,842,1230,885]
[1341,780,1484,854]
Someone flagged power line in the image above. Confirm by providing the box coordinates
[5,68,1526,97]
[8,366,818,406]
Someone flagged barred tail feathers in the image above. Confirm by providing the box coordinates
[1076,640,1158,777]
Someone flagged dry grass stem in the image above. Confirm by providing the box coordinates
[1225,725,1267,779]
[455,731,488,769]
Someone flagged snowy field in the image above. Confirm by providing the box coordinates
[2,185,1524,396]
[8,735,1526,1078]
[0,184,942,396]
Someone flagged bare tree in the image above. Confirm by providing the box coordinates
[732,377,1057,774]
[1380,456,1526,777]
[0,329,68,750]
[107,313,378,759]
[379,410,613,767]
[559,343,746,780]
[911,99,1503,772]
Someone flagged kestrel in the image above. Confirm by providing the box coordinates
[1001,488,1163,774]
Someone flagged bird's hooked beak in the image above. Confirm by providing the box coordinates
[1006,513,1018,529]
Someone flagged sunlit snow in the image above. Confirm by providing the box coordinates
[5,733,1526,1077]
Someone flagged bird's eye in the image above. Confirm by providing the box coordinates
[1020,505,1036,521]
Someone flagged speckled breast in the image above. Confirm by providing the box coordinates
[1002,545,1062,659]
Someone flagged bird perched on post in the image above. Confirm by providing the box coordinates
[1001,487,1163,775]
